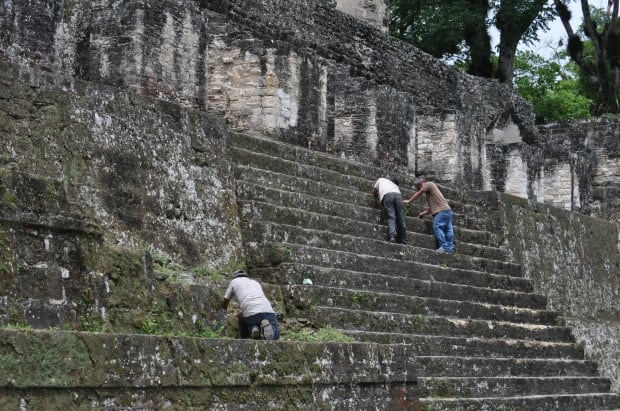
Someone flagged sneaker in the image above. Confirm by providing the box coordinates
[388,237,396,243]
[250,325,260,339]
[261,319,274,340]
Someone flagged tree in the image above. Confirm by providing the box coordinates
[554,0,620,114]
[389,0,556,84]
[495,0,556,84]
[513,50,591,123]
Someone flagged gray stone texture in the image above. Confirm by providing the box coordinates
[496,192,620,391]
[0,0,619,405]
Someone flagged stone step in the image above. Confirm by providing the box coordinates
[253,260,533,296]
[286,285,558,324]
[231,132,466,201]
[315,307,574,343]
[240,199,503,255]
[339,331,585,359]
[235,163,486,230]
[417,393,620,411]
[233,147,485,222]
[236,179,494,244]
[412,356,599,378]
[247,234,522,280]
[416,376,612,399]
[0,328,416,409]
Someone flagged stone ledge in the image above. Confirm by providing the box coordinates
[0,329,416,388]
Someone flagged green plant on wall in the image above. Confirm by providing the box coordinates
[350,292,371,305]
[79,314,106,333]
[196,323,227,338]
[138,306,173,335]
[282,327,356,343]
[0,322,31,330]
[192,259,246,282]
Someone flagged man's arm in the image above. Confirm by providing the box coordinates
[404,188,424,204]
[417,208,431,219]
[221,298,230,310]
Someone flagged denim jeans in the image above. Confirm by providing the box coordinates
[383,192,408,244]
[239,312,280,340]
[433,209,454,251]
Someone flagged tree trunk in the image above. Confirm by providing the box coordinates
[495,0,549,84]
[496,42,518,84]
[463,0,494,78]
[566,0,620,113]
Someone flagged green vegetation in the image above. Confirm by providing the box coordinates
[79,314,106,333]
[192,259,245,282]
[555,1,620,115]
[514,50,592,123]
[390,0,555,83]
[350,292,371,305]
[1,322,31,330]
[282,327,356,343]
[196,323,228,339]
[137,306,173,335]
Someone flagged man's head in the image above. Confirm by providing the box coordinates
[233,270,248,279]
[415,176,425,190]
[389,177,400,186]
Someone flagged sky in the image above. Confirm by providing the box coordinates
[522,0,611,58]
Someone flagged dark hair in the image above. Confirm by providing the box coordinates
[233,270,248,278]
[389,177,400,186]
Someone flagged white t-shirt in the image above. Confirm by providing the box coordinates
[224,277,275,317]
[374,178,401,202]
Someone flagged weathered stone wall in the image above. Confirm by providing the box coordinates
[493,192,620,391]
[0,329,417,409]
[1,0,619,395]
[3,0,618,225]
[0,60,243,270]
[0,0,539,185]
[537,119,620,224]
[336,0,390,33]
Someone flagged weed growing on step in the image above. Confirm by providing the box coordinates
[282,327,356,343]
[196,323,227,339]
[137,306,173,335]
[1,322,31,330]
[79,314,106,333]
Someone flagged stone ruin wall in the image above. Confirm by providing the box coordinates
[335,0,390,33]
[1,0,619,389]
[2,0,618,224]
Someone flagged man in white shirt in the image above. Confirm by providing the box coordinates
[222,270,280,340]
[373,177,408,245]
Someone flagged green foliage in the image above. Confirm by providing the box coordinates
[390,0,556,81]
[1,322,31,330]
[350,292,371,305]
[514,50,592,123]
[138,306,173,335]
[389,0,468,59]
[192,260,245,282]
[556,2,620,114]
[196,323,228,339]
[79,314,106,333]
[282,327,356,343]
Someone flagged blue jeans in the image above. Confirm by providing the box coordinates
[433,209,454,251]
[383,192,408,244]
[239,312,280,340]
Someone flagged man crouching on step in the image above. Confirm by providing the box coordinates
[222,270,280,340]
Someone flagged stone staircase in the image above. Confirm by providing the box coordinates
[232,132,620,410]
